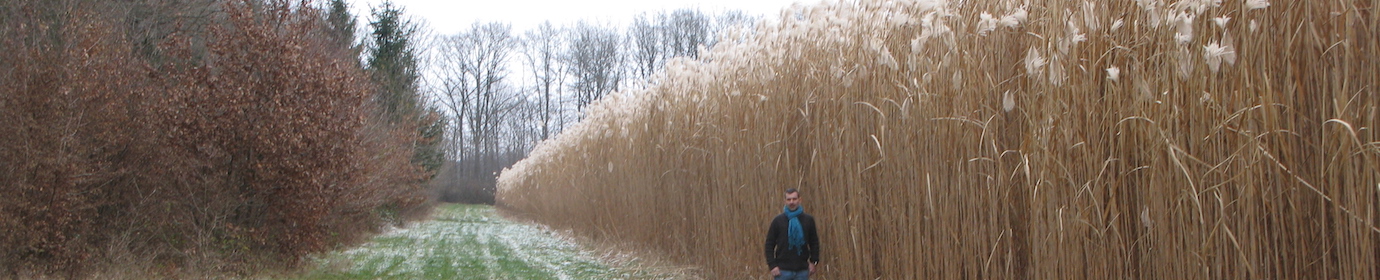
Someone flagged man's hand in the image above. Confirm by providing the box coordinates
[771,267,780,276]
[809,262,816,273]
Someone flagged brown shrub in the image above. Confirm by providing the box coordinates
[0,0,430,277]
[0,1,157,274]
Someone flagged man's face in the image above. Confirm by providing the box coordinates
[784,192,801,210]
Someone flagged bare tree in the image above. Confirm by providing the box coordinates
[521,21,565,140]
[661,8,710,60]
[626,8,752,83]
[709,9,759,48]
[565,20,623,111]
[468,23,518,169]
[435,34,472,163]
[628,12,662,81]
[436,22,521,172]
[502,96,541,155]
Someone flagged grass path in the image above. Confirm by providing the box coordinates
[289,204,667,280]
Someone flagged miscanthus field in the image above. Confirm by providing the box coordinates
[498,0,1379,279]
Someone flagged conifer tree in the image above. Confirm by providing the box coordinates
[324,0,361,61]
[366,1,444,176]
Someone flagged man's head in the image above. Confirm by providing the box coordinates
[784,188,801,210]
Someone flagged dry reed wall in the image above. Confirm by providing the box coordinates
[498,0,1379,278]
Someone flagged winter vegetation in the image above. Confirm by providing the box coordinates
[1,0,774,277]
[499,0,1379,279]
[0,0,440,277]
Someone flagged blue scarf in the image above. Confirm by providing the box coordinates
[784,205,805,254]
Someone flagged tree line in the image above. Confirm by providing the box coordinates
[415,4,760,204]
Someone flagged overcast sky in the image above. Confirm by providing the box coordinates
[349,0,808,35]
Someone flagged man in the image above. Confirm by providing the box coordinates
[765,188,820,280]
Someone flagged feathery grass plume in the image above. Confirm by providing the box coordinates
[976,12,998,36]
[1002,91,1016,112]
[1058,21,1087,55]
[1172,11,1196,45]
[1202,40,1235,73]
[1024,47,1046,78]
[1212,16,1230,28]
[999,8,1027,28]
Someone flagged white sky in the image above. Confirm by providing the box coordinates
[349,0,808,35]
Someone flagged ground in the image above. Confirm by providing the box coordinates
[289,204,672,280]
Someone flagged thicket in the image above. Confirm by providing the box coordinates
[499,0,1378,279]
[0,0,430,277]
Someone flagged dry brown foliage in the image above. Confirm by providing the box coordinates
[499,0,1379,279]
[1,0,430,277]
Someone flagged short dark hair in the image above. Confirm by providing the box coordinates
[785,188,799,195]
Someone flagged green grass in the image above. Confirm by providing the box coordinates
[287,204,662,280]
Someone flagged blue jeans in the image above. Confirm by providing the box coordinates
[775,269,809,280]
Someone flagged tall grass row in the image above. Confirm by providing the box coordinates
[499,0,1378,278]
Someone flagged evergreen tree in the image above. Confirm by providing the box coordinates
[366,1,444,176]
[324,0,361,60]
[367,1,420,121]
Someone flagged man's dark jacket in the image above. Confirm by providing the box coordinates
[764,211,820,271]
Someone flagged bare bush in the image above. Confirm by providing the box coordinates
[0,0,430,277]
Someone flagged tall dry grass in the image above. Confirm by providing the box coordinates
[498,0,1378,279]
